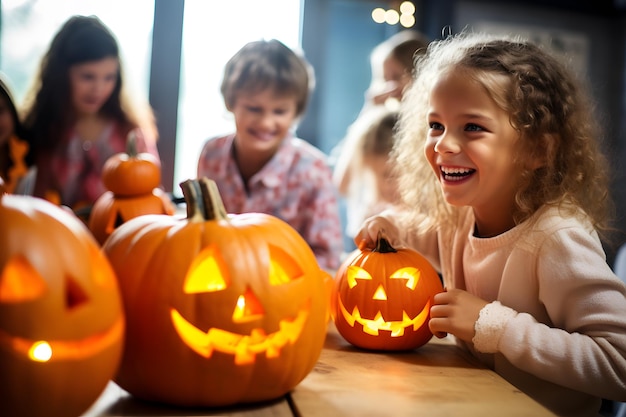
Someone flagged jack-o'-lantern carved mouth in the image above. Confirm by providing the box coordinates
[170,299,310,365]
[0,316,124,362]
[338,296,430,337]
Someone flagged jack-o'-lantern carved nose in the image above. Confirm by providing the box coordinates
[232,287,264,323]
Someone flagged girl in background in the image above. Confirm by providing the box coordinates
[364,29,430,111]
[333,30,429,252]
[357,32,626,416]
[333,107,400,248]
[21,15,158,212]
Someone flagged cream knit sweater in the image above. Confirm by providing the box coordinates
[387,205,626,417]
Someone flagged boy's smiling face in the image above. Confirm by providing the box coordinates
[424,70,521,237]
[231,88,298,157]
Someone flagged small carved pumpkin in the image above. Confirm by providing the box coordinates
[88,131,174,244]
[331,233,443,351]
[102,177,328,407]
[0,193,124,417]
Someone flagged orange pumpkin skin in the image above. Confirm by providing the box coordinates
[88,132,174,244]
[88,188,175,245]
[101,132,161,197]
[0,194,124,417]
[331,236,443,351]
[103,178,328,407]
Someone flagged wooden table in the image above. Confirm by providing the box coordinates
[82,323,555,417]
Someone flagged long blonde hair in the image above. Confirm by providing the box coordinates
[394,32,613,234]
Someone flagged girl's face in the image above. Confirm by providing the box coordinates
[425,70,521,236]
[0,95,15,146]
[231,88,298,156]
[382,56,411,101]
[69,57,119,116]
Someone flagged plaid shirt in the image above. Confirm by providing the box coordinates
[33,122,157,209]
[197,134,343,270]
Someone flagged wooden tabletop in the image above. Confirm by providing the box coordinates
[82,323,555,417]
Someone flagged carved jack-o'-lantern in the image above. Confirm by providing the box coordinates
[88,131,174,244]
[331,234,443,351]
[102,177,328,407]
[0,193,124,417]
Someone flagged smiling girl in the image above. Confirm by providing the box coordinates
[21,15,159,213]
[356,32,626,416]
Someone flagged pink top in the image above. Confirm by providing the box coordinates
[33,122,158,209]
[197,134,343,271]
[385,205,626,416]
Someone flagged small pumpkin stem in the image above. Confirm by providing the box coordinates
[374,230,397,253]
[126,130,138,157]
[180,177,229,223]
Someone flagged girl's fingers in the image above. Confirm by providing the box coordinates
[428,318,448,338]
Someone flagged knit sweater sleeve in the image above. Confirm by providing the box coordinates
[472,222,626,401]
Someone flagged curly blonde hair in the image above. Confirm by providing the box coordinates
[393,32,613,234]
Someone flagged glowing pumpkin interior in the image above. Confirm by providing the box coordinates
[170,243,310,365]
[337,265,431,337]
[332,234,443,351]
[0,250,123,362]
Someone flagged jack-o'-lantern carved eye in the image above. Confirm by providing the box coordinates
[0,256,47,303]
[268,245,303,286]
[346,266,372,289]
[182,244,304,296]
[346,266,388,300]
[345,266,420,301]
[184,245,229,294]
[390,267,419,290]
[0,254,96,311]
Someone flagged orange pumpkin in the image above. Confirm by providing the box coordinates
[88,131,174,244]
[0,194,124,417]
[102,131,161,196]
[102,177,329,407]
[331,233,443,351]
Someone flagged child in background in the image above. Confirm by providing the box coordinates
[357,32,626,416]
[333,106,400,247]
[21,15,159,212]
[197,39,343,271]
[364,30,429,111]
[0,75,28,194]
[332,31,428,252]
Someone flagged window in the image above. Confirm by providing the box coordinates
[0,0,302,191]
[0,0,154,106]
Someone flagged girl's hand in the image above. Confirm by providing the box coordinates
[429,289,488,342]
[354,215,401,250]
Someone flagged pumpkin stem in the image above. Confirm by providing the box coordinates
[374,230,397,253]
[180,177,229,222]
[125,130,138,157]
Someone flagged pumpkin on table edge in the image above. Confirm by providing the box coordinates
[102,177,329,407]
[0,193,124,417]
[331,232,443,351]
[88,131,175,245]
